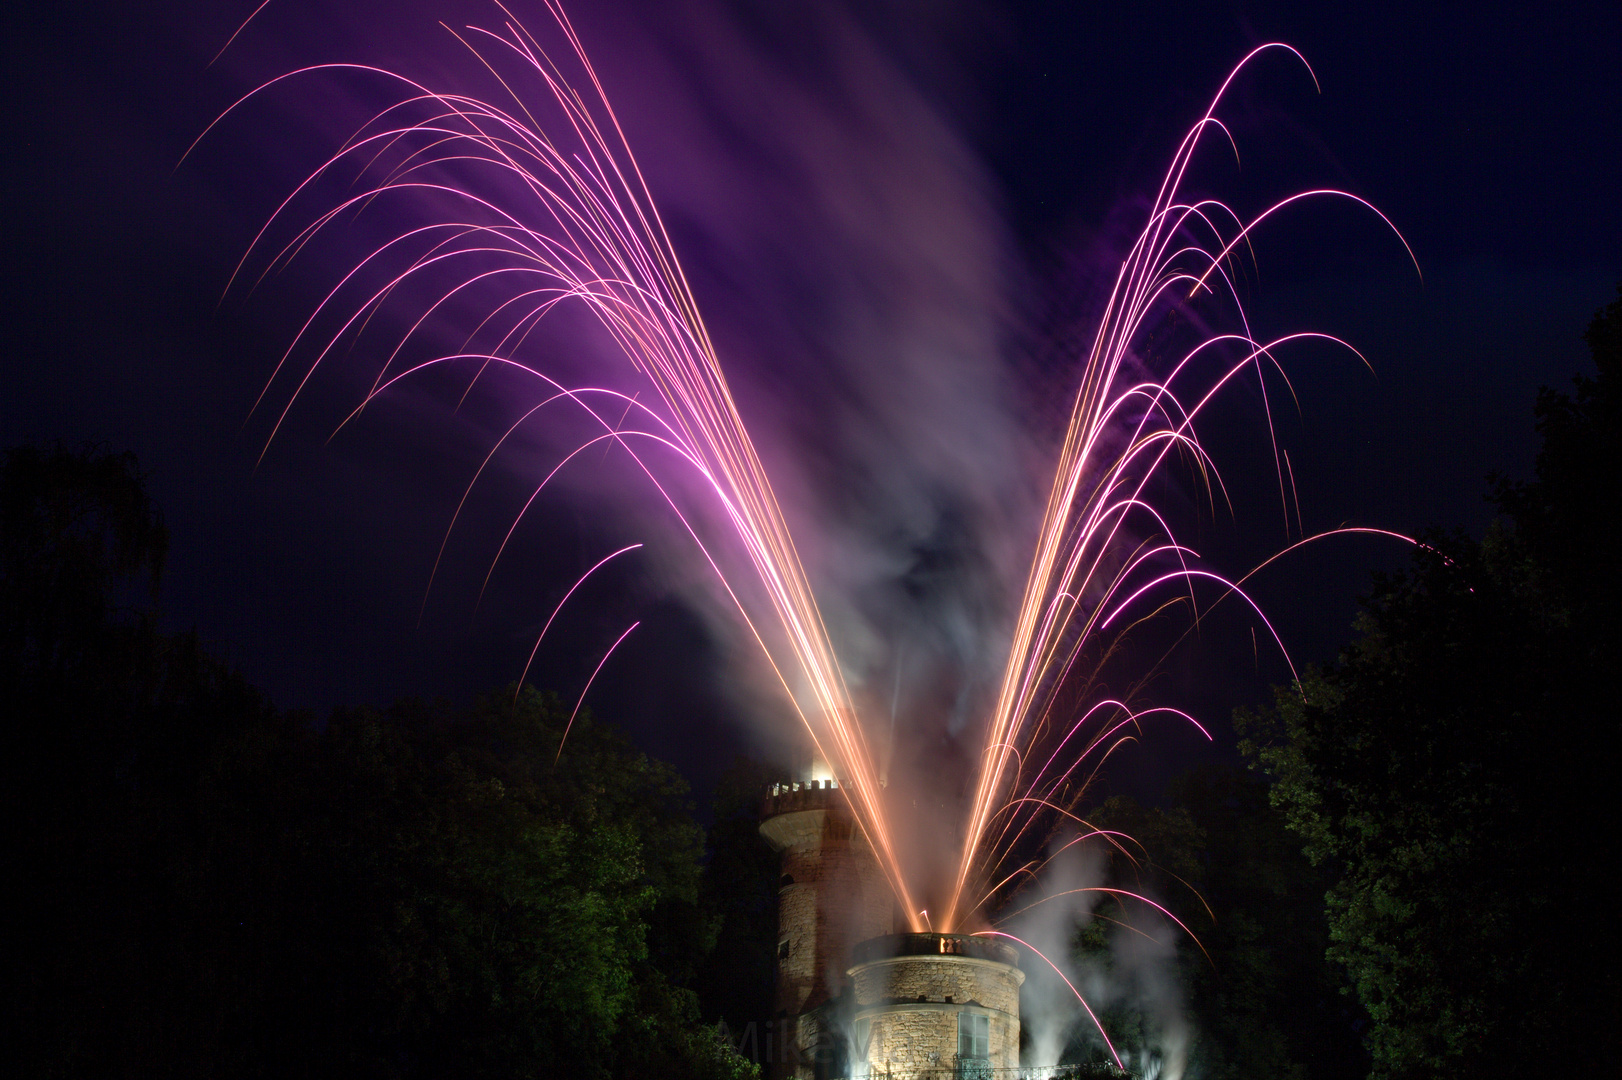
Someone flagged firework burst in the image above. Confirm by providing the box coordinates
[202,3,1417,1023]
[943,45,1419,930]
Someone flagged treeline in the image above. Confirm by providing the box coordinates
[1067,286,1621,1080]
[1067,767,1366,1080]
[7,285,1617,1080]
[0,445,773,1079]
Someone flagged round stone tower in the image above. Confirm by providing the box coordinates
[847,933,1024,1077]
[760,779,897,1079]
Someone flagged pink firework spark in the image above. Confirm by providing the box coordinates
[207,5,1421,1012]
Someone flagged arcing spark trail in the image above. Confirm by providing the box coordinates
[204,0,918,926]
[209,2,1415,963]
[944,45,1417,929]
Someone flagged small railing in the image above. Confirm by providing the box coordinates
[839,1065,1135,1080]
[849,933,1019,967]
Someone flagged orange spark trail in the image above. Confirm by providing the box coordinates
[221,4,923,927]
[217,10,1417,944]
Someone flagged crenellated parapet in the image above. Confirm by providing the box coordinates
[760,777,843,817]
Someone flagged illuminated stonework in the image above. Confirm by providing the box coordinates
[761,780,897,1079]
[761,785,1025,1080]
[848,934,1023,1076]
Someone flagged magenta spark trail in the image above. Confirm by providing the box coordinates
[942,47,1418,929]
[213,4,1415,956]
[210,0,922,926]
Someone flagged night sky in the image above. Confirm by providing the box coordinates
[4,0,1618,808]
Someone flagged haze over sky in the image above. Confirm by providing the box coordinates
[4,0,1617,803]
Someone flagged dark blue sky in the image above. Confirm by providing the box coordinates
[3,0,1617,804]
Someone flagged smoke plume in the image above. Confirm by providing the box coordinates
[609,0,1041,719]
[1007,831,1192,1079]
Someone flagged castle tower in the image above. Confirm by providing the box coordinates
[760,778,896,1079]
[848,933,1024,1077]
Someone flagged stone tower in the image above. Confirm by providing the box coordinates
[847,933,1024,1077]
[759,778,896,1079]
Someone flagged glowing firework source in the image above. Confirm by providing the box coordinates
[848,934,1023,1078]
[222,8,1417,1063]
[761,779,898,1078]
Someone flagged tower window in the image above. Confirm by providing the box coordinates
[853,1018,872,1059]
[958,1012,989,1060]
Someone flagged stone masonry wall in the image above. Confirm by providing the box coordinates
[761,783,896,1079]
[850,950,1023,1072]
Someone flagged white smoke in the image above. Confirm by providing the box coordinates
[1007,836,1110,1070]
[577,0,1045,773]
[1006,831,1192,1080]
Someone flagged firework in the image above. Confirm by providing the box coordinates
[941,46,1418,930]
[205,0,921,926]
[206,1,1416,981]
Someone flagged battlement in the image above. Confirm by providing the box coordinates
[761,778,844,818]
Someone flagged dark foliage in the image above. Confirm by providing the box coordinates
[1,443,755,1080]
[1068,768,1366,1080]
[1237,287,1622,1078]
[695,757,786,1049]
[0,442,167,685]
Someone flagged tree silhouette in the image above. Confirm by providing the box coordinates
[1238,288,1622,1079]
